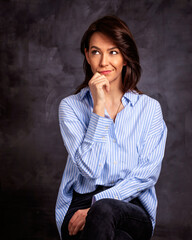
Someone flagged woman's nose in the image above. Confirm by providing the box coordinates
[100,53,109,67]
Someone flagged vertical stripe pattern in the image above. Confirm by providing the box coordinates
[55,87,167,238]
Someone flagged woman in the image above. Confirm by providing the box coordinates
[56,16,167,240]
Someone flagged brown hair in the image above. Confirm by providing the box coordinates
[76,15,142,94]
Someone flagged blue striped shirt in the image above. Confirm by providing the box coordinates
[55,87,167,237]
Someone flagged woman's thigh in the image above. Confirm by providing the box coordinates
[62,198,152,240]
[81,198,152,240]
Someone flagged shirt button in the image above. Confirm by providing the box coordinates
[114,196,118,200]
[99,163,102,167]
[102,136,106,140]
[105,126,109,130]
[113,139,116,143]
[114,161,117,165]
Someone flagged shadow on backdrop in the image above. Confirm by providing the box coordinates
[0,0,192,239]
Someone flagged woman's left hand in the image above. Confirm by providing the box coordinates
[68,208,90,236]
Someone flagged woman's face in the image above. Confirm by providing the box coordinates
[85,32,126,87]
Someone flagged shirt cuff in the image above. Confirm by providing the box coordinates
[93,186,122,202]
[85,112,113,143]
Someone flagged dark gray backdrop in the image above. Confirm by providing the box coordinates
[0,0,192,239]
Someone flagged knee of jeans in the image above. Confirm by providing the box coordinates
[88,199,114,219]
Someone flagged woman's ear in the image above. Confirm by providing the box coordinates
[85,48,90,64]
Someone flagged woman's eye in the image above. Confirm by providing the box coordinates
[91,50,100,55]
[110,50,118,55]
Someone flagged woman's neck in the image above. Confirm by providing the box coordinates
[105,81,124,103]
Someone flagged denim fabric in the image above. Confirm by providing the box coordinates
[61,187,152,240]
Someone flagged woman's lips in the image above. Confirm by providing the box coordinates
[99,70,112,75]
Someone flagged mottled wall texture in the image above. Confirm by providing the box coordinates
[0,0,192,239]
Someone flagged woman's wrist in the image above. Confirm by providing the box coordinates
[93,104,105,117]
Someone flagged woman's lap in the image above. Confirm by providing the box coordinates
[61,189,152,240]
[80,198,152,240]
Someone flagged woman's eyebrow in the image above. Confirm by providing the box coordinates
[90,46,100,50]
[90,46,119,50]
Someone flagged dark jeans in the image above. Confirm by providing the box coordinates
[61,186,152,240]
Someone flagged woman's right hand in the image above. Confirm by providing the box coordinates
[68,208,90,236]
[88,72,110,117]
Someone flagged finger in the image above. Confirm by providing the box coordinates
[72,219,84,235]
[68,213,79,235]
[89,81,108,90]
[95,79,110,92]
[89,75,107,86]
[80,224,85,231]
[94,71,101,77]
[90,72,101,81]
[68,209,88,236]
[105,80,110,92]
[69,215,85,236]
[89,76,109,88]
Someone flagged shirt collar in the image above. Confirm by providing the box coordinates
[79,87,139,107]
[79,87,90,100]
[123,91,139,107]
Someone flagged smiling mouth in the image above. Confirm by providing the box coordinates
[99,70,112,75]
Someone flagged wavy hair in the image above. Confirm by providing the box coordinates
[76,15,142,94]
